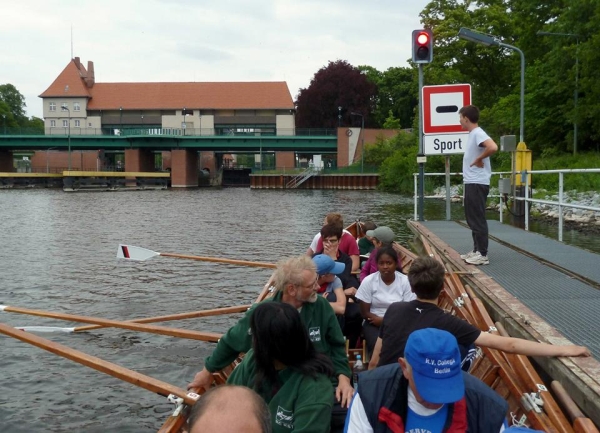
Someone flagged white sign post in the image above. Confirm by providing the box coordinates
[422,84,472,219]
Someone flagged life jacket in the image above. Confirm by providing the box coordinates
[377,397,467,433]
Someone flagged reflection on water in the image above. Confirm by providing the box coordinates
[0,188,596,432]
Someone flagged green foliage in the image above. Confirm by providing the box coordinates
[532,151,600,191]
[375,132,419,193]
[382,110,402,129]
[0,84,27,124]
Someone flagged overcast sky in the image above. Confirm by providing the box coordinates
[2,0,430,119]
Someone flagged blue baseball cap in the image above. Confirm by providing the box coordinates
[405,328,464,404]
[313,254,345,275]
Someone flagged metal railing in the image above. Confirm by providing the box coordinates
[286,166,319,188]
[1,127,336,137]
[520,168,600,241]
[413,168,600,242]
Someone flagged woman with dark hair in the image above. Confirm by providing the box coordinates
[356,245,416,357]
[227,302,335,433]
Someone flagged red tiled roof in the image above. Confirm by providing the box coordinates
[39,60,91,98]
[88,82,294,110]
[40,59,294,110]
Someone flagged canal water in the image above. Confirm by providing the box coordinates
[0,188,597,432]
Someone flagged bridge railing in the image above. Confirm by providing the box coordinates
[1,127,337,137]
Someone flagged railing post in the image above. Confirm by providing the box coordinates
[414,174,418,221]
[558,172,564,242]
[524,170,530,231]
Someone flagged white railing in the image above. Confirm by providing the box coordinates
[520,168,600,241]
[413,168,600,242]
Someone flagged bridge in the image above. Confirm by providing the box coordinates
[0,129,337,152]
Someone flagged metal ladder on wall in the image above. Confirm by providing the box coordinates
[286,167,317,189]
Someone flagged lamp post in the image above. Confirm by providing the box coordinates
[46,147,57,173]
[2,114,5,135]
[119,106,123,135]
[61,106,71,170]
[338,106,342,128]
[537,31,580,154]
[458,28,525,144]
[350,112,364,173]
[182,107,186,136]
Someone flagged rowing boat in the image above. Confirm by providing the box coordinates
[1,220,597,432]
[157,220,599,432]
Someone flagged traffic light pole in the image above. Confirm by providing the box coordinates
[418,64,425,221]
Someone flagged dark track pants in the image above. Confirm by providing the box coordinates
[464,183,490,256]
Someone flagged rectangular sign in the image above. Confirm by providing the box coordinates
[424,133,469,155]
[422,84,471,134]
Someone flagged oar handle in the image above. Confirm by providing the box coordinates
[159,253,276,269]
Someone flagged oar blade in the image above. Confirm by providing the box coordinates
[117,244,160,261]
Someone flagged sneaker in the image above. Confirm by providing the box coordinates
[460,251,478,260]
[465,252,489,265]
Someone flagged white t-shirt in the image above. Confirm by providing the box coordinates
[346,388,444,433]
[462,126,492,185]
[355,271,415,318]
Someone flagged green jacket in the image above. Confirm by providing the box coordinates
[228,350,333,433]
[204,291,351,386]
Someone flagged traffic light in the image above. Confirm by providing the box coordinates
[412,29,433,64]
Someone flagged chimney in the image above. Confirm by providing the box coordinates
[86,61,95,88]
[74,57,81,70]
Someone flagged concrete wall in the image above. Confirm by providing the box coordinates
[276,114,295,136]
[337,127,402,167]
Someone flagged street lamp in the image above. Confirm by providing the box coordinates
[182,107,186,136]
[537,31,580,154]
[119,106,123,134]
[338,106,342,127]
[458,28,525,144]
[2,114,5,135]
[61,106,71,170]
[46,147,57,173]
[350,112,364,173]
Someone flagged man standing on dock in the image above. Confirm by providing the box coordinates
[459,105,498,266]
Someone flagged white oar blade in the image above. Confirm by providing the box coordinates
[16,326,75,333]
[117,244,160,261]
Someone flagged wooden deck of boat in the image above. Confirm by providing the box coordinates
[408,219,600,426]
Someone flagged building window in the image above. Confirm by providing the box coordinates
[75,120,80,127]
[63,120,68,127]
[61,103,68,110]
[49,102,56,112]
[50,120,56,127]
[74,102,81,112]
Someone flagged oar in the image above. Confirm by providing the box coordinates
[0,321,200,405]
[117,244,276,269]
[0,305,222,342]
[74,304,250,332]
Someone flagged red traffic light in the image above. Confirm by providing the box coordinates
[417,32,429,45]
[412,29,433,64]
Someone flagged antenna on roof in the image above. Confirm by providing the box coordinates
[70,25,73,59]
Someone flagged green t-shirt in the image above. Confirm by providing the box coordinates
[228,350,334,433]
[358,237,375,256]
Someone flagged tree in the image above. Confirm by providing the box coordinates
[295,60,377,128]
[361,66,417,129]
[0,84,27,124]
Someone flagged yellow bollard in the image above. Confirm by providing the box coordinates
[515,141,532,186]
